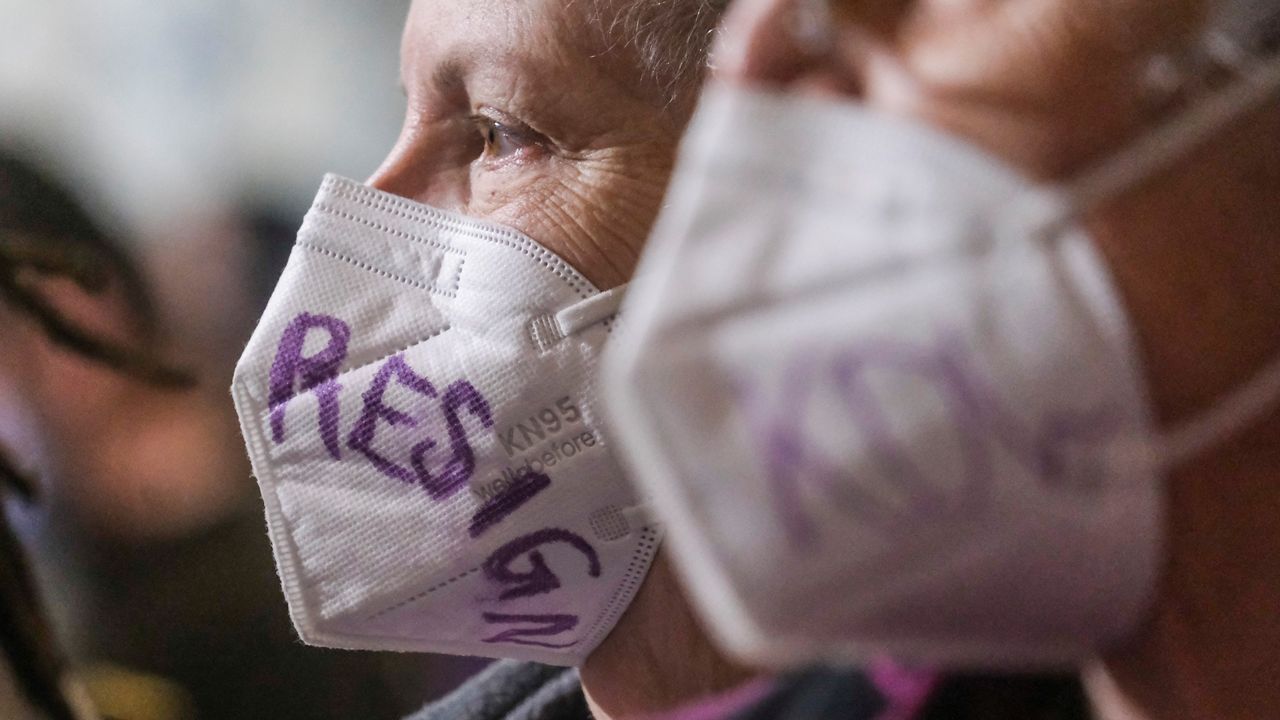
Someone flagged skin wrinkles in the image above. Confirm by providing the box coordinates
[494,163,667,288]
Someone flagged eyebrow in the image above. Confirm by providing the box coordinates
[430,58,468,98]
[400,55,470,109]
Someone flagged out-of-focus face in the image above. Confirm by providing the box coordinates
[717,0,1280,437]
[717,0,1210,179]
[715,1,1280,717]
[370,0,691,290]
[0,251,243,538]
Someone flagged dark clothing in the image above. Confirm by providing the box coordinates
[731,669,887,720]
[406,661,587,720]
[739,670,1090,720]
[407,662,1091,720]
[28,505,465,720]
[917,674,1090,720]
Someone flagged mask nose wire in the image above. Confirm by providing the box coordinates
[1038,43,1280,471]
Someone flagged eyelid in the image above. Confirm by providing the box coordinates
[472,116,538,165]
[473,108,539,144]
[473,105,573,157]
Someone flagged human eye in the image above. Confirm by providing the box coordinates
[471,109,547,165]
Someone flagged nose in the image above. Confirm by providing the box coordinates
[712,0,906,97]
[366,127,469,211]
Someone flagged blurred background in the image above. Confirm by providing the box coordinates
[0,2,488,718]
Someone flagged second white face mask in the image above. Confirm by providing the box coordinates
[604,46,1280,668]
[232,176,658,665]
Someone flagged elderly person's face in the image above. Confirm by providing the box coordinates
[370,0,692,290]
[717,0,1280,718]
[369,1,751,716]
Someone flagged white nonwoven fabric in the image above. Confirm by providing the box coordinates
[233,175,658,665]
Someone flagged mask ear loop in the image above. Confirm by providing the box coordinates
[1055,49,1280,218]
[547,285,662,542]
[1044,19,1280,471]
[555,284,628,337]
[473,284,631,499]
[513,286,660,540]
[1155,356,1280,469]
[529,284,628,352]
[1006,14,1280,243]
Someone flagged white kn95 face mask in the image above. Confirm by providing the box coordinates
[232,175,659,665]
[603,45,1280,667]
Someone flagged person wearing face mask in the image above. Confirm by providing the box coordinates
[605,0,1280,718]
[232,2,762,719]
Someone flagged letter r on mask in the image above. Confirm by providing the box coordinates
[269,312,352,458]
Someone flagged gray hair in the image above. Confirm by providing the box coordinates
[588,0,732,107]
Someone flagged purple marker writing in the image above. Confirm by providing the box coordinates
[483,527,601,600]
[268,312,351,459]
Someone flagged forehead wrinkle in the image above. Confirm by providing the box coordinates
[400,0,680,146]
[517,0,686,131]
[401,0,539,99]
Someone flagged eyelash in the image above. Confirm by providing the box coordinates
[478,116,532,162]
[471,114,542,165]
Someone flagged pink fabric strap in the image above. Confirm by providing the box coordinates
[642,660,938,720]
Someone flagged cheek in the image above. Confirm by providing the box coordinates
[472,168,614,283]
[35,351,135,431]
[469,155,675,288]
[467,165,546,215]
[470,163,600,241]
